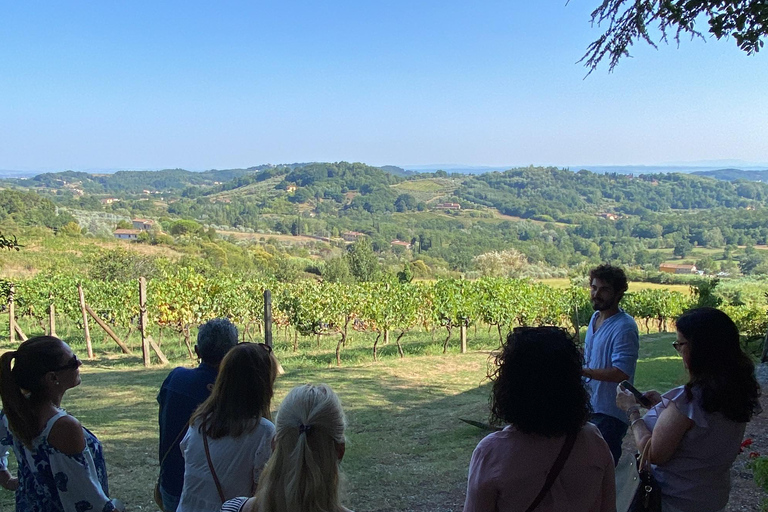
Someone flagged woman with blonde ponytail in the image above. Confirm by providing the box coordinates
[0,336,124,512]
[221,384,352,512]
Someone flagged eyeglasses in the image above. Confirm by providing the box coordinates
[51,355,82,372]
[672,341,688,352]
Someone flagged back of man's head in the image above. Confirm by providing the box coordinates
[196,318,238,365]
[588,264,629,294]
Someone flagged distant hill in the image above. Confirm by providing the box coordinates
[0,165,303,194]
[692,168,768,182]
[378,165,414,177]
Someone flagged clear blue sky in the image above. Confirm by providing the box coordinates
[1,1,766,172]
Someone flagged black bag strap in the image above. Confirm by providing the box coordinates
[524,431,579,512]
[159,421,189,473]
[203,430,226,503]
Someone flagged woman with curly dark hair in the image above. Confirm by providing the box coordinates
[464,327,615,512]
[617,307,761,512]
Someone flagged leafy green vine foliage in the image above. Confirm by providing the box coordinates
[6,270,766,364]
[622,289,691,334]
[583,0,768,72]
[0,231,20,251]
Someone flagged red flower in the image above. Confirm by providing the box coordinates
[740,438,754,453]
[749,452,760,459]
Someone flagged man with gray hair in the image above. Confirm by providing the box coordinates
[156,318,238,512]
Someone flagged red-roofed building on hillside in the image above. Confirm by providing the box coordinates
[342,231,366,242]
[390,240,412,249]
[434,202,461,210]
[659,263,697,274]
[113,229,140,240]
[132,219,156,231]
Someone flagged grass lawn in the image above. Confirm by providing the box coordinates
[0,328,685,512]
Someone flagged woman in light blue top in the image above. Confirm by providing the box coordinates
[617,307,760,512]
[0,336,123,512]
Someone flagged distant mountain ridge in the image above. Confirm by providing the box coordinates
[692,168,768,182]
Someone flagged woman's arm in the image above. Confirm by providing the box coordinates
[0,415,19,491]
[619,386,693,466]
[463,446,498,512]
[48,416,121,512]
[599,455,616,512]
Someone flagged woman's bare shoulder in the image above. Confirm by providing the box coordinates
[48,415,86,455]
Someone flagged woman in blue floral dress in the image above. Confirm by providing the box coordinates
[0,335,123,512]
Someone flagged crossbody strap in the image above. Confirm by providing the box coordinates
[203,430,226,503]
[159,421,189,473]
[524,431,579,512]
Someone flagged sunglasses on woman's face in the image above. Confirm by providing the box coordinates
[672,341,688,352]
[52,355,82,372]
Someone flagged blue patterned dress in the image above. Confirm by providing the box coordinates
[0,410,117,512]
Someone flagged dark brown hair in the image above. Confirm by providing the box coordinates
[490,327,591,437]
[677,307,760,422]
[589,264,629,294]
[190,343,276,439]
[0,336,68,446]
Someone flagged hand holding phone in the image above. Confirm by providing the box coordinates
[619,380,652,407]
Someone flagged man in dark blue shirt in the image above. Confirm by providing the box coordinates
[157,318,238,512]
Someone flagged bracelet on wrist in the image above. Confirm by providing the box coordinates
[626,406,641,419]
[630,417,645,429]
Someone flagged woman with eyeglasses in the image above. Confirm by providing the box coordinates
[177,343,278,512]
[616,307,760,512]
[0,335,124,511]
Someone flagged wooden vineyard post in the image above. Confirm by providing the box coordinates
[77,284,94,359]
[762,326,768,364]
[139,277,151,367]
[138,277,168,367]
[460,324,467,354]
[8,284,15,344]
[574,303,581,341]
[263,289,283,374]
[264,289,272,348]
[48,291,56,338]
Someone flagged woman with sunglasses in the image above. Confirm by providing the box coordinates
[616,307,760,512]
[177,343,277,512]
[0,335,124,511]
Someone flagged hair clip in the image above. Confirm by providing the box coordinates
[298,423,312,435]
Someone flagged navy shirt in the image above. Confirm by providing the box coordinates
[157,363,218,497]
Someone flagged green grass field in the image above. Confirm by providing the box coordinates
[0,325,686,512]
[539,278,692,295]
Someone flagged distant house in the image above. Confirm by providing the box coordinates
[434,202,461,210]
[342,231,366,242]
[659,263,697,274]
[598,212,618,221]
[390,240,412,249]
[286,184,298,193]
[100,197,119,205]
[113,229,140,240]
[132,219,155,231]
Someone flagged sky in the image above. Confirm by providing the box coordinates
[1,1,767,172]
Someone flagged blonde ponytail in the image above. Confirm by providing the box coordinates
[255,384,346,512]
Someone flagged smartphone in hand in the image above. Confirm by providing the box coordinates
[619,380,652,407]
